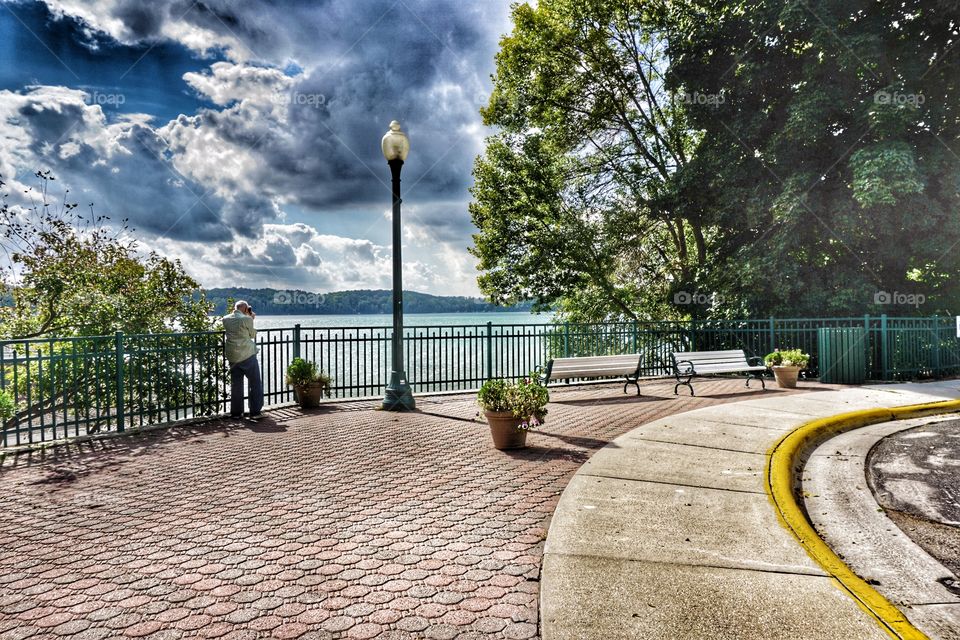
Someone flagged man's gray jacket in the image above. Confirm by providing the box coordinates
[221,311,258,365]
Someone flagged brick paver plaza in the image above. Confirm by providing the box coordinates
[0,379,817,639]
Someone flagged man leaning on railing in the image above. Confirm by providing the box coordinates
[221,300,263,420]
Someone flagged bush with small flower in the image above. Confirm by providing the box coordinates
[477,375,549,430]
[764,348,810,369]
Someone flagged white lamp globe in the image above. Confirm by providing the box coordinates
[381,120,410,162]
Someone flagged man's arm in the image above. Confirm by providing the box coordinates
[243,315,256,341]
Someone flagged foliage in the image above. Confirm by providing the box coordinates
[667,0,960,316]
[477,375,549,427]
[0,389,14,422]
[471,0,708,323]
[476,0,960,320]
[0,171,224,431]
[285,357,332,390]
[0,171,216,339]
[765,349,810,369]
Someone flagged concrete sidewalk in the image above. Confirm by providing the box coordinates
[540,382,960,640]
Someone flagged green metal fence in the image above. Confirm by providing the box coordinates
[3,315,959,447]
[0,331,225,448]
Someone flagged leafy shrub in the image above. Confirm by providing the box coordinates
[0,389,14,422]
[285,358,332,390]
[765,348,810,369]
[477,375,549,428]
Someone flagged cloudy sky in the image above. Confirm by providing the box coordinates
[0,0,514,295]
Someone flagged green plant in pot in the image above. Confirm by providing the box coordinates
[285,358,332,408]
[477,375,549,450]
[764,348,810,388]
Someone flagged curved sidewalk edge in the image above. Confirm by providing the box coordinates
[540,382,960,640]
[767,400,960,640]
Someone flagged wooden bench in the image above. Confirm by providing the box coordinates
[538,354,644,395]
[671,350,766,396]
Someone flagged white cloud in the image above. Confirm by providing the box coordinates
[0,0,514,297]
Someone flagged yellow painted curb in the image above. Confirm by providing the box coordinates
[765,398,960,640]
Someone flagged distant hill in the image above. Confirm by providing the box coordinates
[201,288,534,315]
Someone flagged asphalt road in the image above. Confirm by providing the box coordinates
[867,418,960,582]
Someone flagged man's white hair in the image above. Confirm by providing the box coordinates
[234,300,249,311]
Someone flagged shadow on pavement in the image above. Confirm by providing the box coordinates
[535,430,619,451]
[501,444,594,464]
[552,394,673,407]
[1,415,278,481]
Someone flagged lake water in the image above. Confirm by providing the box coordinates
[248,311,554,330]
[233,311,560,398]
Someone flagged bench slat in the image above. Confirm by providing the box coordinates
[545,354,641,382]
[552,356,639,365]
[671,350,747,358]
[671,349,767,395]
[550,369,638,378]
[691,365,766,373]
[672,349,762,374]
[552,364,639,372]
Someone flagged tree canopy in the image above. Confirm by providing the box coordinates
[472,0,960,320]
[471,0,707,322]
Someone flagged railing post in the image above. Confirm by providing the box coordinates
[880,314,889,381]
[563,322,570,358]
[863,314,871,378]
[485,322,493,381]
[768,317,775,353]
[293,323,301,360]
[632,320,638,354]
[932,315,941,376]
[115,331,125,433]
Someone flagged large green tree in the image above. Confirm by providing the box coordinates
[667,0,960,316]
[471,0,710,322]
[474,0,960,320]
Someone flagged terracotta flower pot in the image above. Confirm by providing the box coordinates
[293,383,327,408]
[772,366,802,388]
[484,410,528,450]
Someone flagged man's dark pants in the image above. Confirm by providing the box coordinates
[230,355,263,416]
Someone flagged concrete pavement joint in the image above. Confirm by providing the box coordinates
[575,472,767,495]
[547,551,828,578]
[626,434,778,455]
[765,400,960,640]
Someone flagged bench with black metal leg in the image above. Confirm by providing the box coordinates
[538,354,644,395]
[671,350,767,396]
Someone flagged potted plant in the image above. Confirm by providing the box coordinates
[285,358,332,408]
[764,348,810,388]
[477,376,549,450]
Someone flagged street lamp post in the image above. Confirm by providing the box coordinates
[381,120,415,411]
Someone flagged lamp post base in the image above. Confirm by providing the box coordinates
[382,371,415,411]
